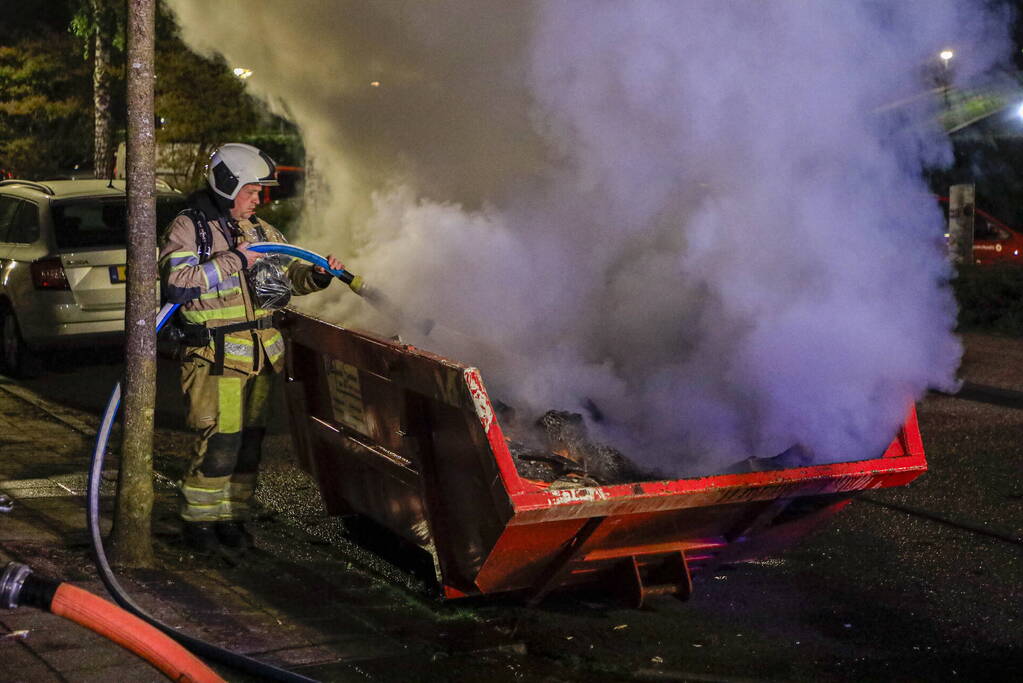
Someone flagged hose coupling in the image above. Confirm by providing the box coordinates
[1,562,32,609]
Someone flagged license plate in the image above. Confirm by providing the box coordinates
[109,265,127,283]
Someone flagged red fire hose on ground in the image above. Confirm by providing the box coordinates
[1,561,225,682]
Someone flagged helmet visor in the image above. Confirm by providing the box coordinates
[257,150,279,186]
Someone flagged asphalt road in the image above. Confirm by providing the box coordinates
[12,340,1023,682]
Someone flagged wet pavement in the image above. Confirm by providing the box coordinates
[0,334,1021,681]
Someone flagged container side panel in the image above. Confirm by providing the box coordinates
[478,503,754,593]
[307,419,431,546]
[421,400,515,588]
[280,312,514,593]
[283,313,472,410]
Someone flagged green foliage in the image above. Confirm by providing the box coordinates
[0,1,76,44]
[0,35,91,177]
[953,264,1023,336]
[70,0,126,57]
[938,88,1011,133]
[69,13,92,56]
[154,35,263,189]
[240,132,305,167]
[156,48,258,142]
[1,1,304,184]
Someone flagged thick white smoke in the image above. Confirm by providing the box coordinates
[167,1,1009,475]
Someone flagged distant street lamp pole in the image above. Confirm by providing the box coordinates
[940,49,954,108]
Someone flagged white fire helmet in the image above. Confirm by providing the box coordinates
[206,143,278,201]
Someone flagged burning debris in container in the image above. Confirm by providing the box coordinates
[498,405,656,486]
[166,1,1011,476]
[501,405,821,486]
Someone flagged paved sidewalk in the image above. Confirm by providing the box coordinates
[0,375,525,682]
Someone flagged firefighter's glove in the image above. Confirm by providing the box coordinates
[233,242,263,270]
[310,269,334,289]
[312,253,345,290]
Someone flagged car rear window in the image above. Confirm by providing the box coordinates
[52,196,186,249]
[0,196,20,242]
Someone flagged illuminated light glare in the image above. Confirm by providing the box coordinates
[1014,250,1019,256]
[939,49,954,63]
[370,81,381,87]
[232,67,254,80]
[2,261,15,287]
[1016,102,1023,119]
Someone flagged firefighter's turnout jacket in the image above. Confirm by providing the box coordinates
[159,191,328,374]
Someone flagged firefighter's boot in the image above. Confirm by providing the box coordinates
[215,521,253,550]
[182,521,220,554]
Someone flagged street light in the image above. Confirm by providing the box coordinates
[232,67,254,80]
[939,50,954,109]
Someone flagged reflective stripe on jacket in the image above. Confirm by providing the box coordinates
[159,212,327,374]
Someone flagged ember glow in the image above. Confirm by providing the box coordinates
[166,1,1010,475]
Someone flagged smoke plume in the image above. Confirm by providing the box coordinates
[166,0,1010,475]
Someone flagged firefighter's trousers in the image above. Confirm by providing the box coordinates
[179,356,277,523]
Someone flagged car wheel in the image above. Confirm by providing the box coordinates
[0,309,38,378]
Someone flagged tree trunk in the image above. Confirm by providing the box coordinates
[91,0,113,179]
[111,0,156,568]
[189,140,212,189]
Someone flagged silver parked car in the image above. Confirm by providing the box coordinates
[0,179,186,375]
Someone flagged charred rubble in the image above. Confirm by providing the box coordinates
[497,403,822,487]
[499,407,656,488]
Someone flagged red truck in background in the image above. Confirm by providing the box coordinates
[262,165,304,204]
[938,196,1023,265]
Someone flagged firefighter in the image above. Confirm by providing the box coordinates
[159,142,342,553]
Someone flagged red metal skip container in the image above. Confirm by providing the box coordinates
[281,311,927,606]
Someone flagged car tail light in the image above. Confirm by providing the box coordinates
[30,258,71,290]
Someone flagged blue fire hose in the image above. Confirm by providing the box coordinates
[87,243,364,683]
[248,242,357,284]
